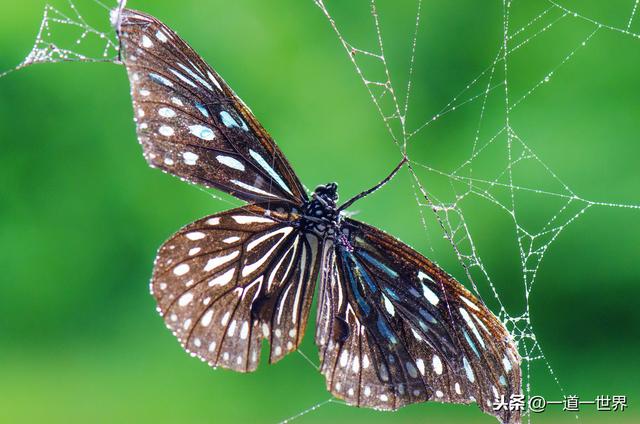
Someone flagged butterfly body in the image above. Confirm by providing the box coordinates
[300,183,341,237]
[114,8,522,423]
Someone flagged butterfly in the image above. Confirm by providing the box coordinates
[113,8,521,424]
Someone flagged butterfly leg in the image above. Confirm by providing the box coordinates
[338,156,408,211]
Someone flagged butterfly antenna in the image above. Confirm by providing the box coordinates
[338,156,407,212]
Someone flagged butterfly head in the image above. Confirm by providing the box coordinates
[313,182,339,206]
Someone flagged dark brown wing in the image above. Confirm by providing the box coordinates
[315,218,521,423]
[152,204,320,371]
[114,9,307,204]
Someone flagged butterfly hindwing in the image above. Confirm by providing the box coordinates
[115,9,307,204]
[151,203,321,371]
[316,218,521,423]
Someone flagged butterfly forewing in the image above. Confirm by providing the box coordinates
[316,218,521,423]
[115,9,307,204]
[152,203,321,371]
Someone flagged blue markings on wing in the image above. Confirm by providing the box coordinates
[194,102,209,118]
[342,250,403,348]
[376,318,398,344]
[463,329,480,357]
[419,308,438,324]
[220,110,249,131]
[342,252,371,316]
[347,252,377,293]
[383,286,400,301]
[358,250,399,278]
[417,319,429,333]
[149,72,173,87]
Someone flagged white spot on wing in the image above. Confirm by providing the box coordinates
[183,151,199,166]
[149,73,173,87]
[418,271,440,304]
[173,263,190,276]
[502,355,512,372]
[207,70,223,91]
[186,232,205,240]
[155,30,168,42]
[242,227,293,276]
[159,125,174,136]
[460,294,481,311]
[201,310,213,326]
[220,110,248,131]
[178,292,193,306]
[142,35,153,48]
[432,355,443,375]
[169,69,196,87]
[208,268,235,287]
[352,356,360,373]
[177,62,213,91]
[204,251,239,272]
[227,320,236,336]
[232,215,273,224]
[247,227,292,252]
[195,102,209,118]
[188,125,215,140]
[240,321,249,339]
[249,149,293,195]
[230,180,275,197]
[418,277,439,305]
[463,356,475,382]
[382,294,395,316]
[459,308,486,349]
[158,107,176,118]
[216,155,244,171]
[339,350,349,367]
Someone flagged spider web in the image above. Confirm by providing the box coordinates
[0,0,120,79]
[283,0,640,422]
[3,1,639,423]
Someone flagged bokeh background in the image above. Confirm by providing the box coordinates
[1,1,638,423]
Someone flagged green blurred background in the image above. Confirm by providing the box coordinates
[1,0,638,423]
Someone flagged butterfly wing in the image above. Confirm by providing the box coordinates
[114,9,306,204]
[315,218,521,424]
[152,203,320,371]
